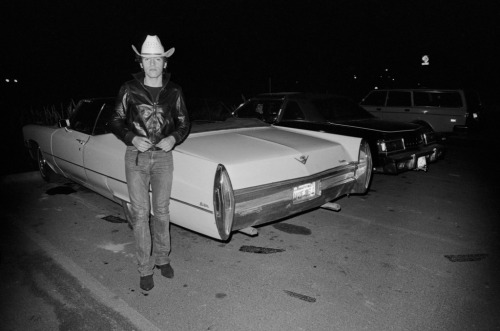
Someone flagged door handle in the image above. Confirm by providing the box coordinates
[76,139,86,145]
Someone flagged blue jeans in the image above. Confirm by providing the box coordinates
[125,146,173,277]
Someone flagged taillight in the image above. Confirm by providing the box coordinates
[352,139,372,193]
[213,164,235,240]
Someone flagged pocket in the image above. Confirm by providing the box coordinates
[125,147,138,161]
[156,151,174,170]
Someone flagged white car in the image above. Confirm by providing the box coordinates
[23,98,372,241]
[359,88,482,133]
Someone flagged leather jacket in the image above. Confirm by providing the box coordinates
[110,72,190,148]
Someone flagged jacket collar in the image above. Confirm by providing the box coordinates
[132,71,171,89]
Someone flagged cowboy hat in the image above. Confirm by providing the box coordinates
[132,35,175,58]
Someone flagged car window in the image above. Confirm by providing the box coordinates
[360,91,387,106]
[93,101,115,135]
[282,101,305,120]
[414,92,438,107]
[71,101,100,134]
[414,92,462,108]
[386,91,411,107]
[235,99,282,123]
[71,99,114,135]
[313,97,373,121]
[435,92,462,108]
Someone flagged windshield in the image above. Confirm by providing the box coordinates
[234,99,283,123]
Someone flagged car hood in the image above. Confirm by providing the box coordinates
[177,126,353,189]
[333,118,420,133]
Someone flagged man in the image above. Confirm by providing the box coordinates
[109,35,190,291]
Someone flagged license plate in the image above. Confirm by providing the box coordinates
[417,156,427,169]
[293,182,316,203]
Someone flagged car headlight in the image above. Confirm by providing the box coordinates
[353,139,372,193]
[213,164,235,240]
[422,131,437,145]
[377,138,405,153]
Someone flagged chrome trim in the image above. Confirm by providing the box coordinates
[231,164,359,230]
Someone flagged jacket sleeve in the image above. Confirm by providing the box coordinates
[170,88,191,145]
[109,84,136,145]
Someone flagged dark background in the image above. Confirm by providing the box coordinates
[1,0,499,175]
[2,0,499,105]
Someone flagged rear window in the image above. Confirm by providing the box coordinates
[414,92,463,108]
[361,91,387,106]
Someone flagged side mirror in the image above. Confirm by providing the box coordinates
[58,119,70,128]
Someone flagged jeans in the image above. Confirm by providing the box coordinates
[125,146,173,276]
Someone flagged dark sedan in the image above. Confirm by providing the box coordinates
[233,92,445,174]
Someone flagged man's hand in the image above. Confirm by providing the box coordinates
[155,136,176,152]
[132,136,153,152]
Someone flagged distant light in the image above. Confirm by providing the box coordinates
[385,68,389,72]
[14,79,18,83]
[353,75,357,79]
[422,55,430,66]
[5,79,9,83]
[392,78,395,81]
[374,86,379,90]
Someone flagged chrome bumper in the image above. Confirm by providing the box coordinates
[376,144,445,174]
[231,164,362,231]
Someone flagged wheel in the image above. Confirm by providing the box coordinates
[37,148,54,182]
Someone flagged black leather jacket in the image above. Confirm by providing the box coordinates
[110,72,190,147]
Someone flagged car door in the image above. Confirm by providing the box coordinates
[52,100,102,184]
[382,90,413,122]
[413,90,467,132]
[81,99,127,200]
[360,90,388,118]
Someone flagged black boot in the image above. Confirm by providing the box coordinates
[140,275,154,291]
[158,264,174,278]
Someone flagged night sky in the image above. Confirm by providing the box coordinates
[2,0,499,106]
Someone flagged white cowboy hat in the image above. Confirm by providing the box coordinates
[132,35,175,58]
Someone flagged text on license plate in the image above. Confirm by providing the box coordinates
[293,182,317,203]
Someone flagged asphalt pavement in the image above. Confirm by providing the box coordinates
[1,130,500,330]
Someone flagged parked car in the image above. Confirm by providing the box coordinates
[23,97,372,241]
[359,88,482,133]
[232,92,444,174]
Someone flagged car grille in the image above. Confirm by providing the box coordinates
[403,134,424,149]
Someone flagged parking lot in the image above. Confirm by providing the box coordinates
[1,132,499,331]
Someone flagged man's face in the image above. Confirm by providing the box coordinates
[141,57,165,79]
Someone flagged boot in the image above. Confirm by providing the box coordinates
[140,275,154,291]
